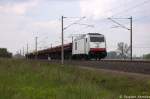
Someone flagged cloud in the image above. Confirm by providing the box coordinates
[79,0,117,19]
[0,0,80,53]
[79,0,150,20]
[0,0,39,15]
[0,12,61,53]
[32,20,60,30]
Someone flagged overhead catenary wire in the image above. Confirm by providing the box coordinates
[110,0,150,17]
[107,18,130,30]
[86,0,150,22]
[63,17,86,30]
[95,0,150,26]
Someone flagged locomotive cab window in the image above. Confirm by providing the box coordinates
[90,37,104,42]
[86,38,87,42]
[75,42,77,50]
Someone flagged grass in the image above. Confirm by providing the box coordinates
[0,58,150,99]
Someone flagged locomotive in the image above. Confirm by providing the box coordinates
[26,33,107,60]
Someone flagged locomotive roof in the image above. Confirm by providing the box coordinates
[88,33,103,35]
[74,33,104,41]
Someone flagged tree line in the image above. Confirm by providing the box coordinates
[0,48,12,58]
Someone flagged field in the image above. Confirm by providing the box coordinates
[0,59,150,99]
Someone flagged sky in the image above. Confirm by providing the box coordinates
[0,0,150,56]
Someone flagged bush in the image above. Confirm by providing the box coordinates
[0,48,12,58]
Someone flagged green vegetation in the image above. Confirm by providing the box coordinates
[0,48,12,58]
[143,53,150,59]
[0,59,150,99]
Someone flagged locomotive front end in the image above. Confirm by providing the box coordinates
[88,33,107,59]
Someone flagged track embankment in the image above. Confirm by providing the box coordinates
[47,60,150,75]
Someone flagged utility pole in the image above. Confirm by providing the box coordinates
[23,47,24,56]
[35,36,38,60]
[26,43,28,59]
[72,36,73,44]
[51,43,52,48]
[108,16,133,61]
[60,16,88,64]
[130,16,133,61]
[27,43,28,55]
[20,49,22,55]
[61,16,64,65]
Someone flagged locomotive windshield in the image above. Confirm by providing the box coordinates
[90,37,104,42]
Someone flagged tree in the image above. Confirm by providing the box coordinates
[143,54,150,59]
[0,48,12,58]
[117,42,130,59]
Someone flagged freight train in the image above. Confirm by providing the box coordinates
[26,33,107,60]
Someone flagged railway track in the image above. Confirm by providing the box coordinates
[46,59,150,75]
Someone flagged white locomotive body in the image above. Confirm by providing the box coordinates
[72,33,107,59]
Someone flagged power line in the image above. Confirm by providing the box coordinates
[108,18,130,30]
[63,1,150,38]
[111,0,150,17]
[64,17,86,30]
[91,0,150,35]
